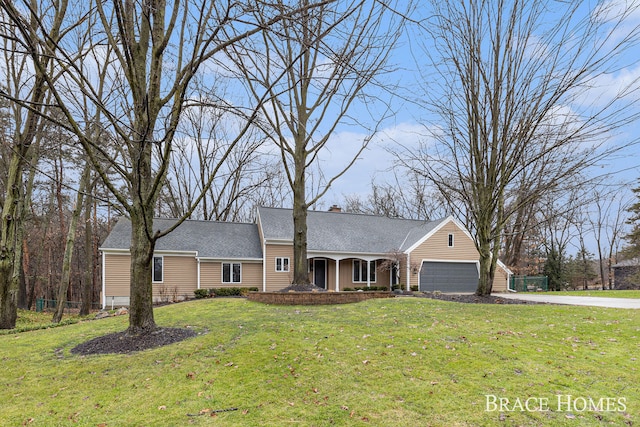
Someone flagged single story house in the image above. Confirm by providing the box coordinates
[99,206,511,307]
[612,258,640,289]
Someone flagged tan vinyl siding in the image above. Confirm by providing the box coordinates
[200,261,263,289]
[411,222,479,260]
[335,259,391,289]
[154,255,198,301]
[407,222,479,289]
[104,253,131,297]
[492,265,509,292]
[104,253,197,302]
[264,244,294,291]
[407,221,511,291]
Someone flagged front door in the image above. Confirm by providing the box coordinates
[314,259,327,289]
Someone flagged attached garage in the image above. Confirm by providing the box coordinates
[419,261,479,293]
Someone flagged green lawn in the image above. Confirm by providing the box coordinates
[1,298,638,426]
[541,290,640,299]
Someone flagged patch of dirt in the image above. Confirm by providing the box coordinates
[71,327,197,356]
[417,292,543,304]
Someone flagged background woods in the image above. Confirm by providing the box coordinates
[0,0,639,329]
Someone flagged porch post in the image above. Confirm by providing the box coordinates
[406,253,411,291]
[335,259,340,291]
[367,260,371,288]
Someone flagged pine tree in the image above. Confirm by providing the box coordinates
[624,180,640,258]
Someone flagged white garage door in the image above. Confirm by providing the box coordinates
[419,261,479,293]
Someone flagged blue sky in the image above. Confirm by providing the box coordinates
[319,1,640,204]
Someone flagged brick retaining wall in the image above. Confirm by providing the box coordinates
[247,291,394,305]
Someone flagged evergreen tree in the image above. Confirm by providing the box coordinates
[543,248,565,291]
[624,179,640,258]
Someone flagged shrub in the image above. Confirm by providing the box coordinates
[410,285,419,292]
[209,287,259,297]
[342,286,389,292]
[194,289,209,299]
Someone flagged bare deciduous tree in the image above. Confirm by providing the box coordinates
[342,171,448,220]
[399,0,640,295]
[0,2,66,328]
[158,97,285,222]
[1,0,336,333]
[227,0,410,285]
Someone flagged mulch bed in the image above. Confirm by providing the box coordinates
[417,292,543,304]
[71,327,197,356]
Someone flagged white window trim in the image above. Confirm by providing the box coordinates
[275,257,290,272]
[352,259,377,283]
[448,233,454,248]
[222,262,242,284]
[152,256,164,283]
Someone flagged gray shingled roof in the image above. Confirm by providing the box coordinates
[257,206,445,254]
[612,258,640,268]
[100,217,263,259]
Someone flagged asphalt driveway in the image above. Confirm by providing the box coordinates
[495,293,640,309]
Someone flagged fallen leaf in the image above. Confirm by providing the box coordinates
[186,372,196,379]
[158,405,166,410]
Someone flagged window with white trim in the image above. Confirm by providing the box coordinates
[352,260,376,283]
[448,233,454,247]
[222,262,241,283]
[275,257,290,272]
[152,256,163,283]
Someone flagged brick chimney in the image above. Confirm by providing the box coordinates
[328,204,342,213]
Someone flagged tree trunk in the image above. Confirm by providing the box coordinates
[0,149,25,329]
[79,180,94,316]
[476,241,495,296]
[127,211,157,335]
[292,163,310,285]
[53,164,91,323]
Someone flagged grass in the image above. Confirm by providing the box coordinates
[1,298,638,426]
[0,309,88,335]
[540,290,640,299]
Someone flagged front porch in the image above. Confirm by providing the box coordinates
[307,255,401,291]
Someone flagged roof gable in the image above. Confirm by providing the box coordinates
[402,215,475,254]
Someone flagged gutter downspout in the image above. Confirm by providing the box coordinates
[262,241,267,292]
[101,251,106,309]
[197,258,201,290]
